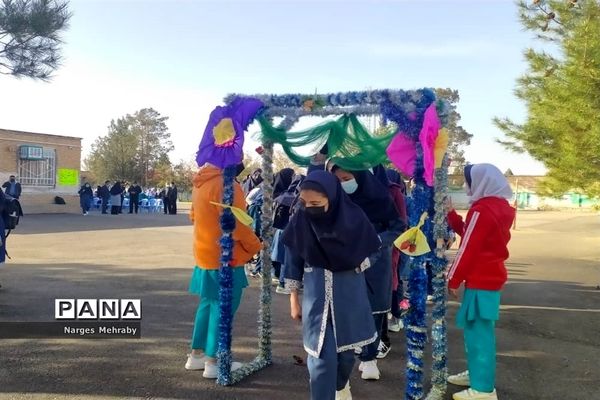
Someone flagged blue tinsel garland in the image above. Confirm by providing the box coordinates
[216,165,236,386]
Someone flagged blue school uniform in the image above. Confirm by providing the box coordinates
[285,249,377,399]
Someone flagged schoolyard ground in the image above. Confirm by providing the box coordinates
[0,210,598,400]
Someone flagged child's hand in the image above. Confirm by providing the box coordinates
[444,196,454,212]
[290,292,302,321]
[448,288,459,300]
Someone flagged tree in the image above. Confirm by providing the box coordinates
[272,149,299,173]
[494,0,600,197]
[130,108,173,186]
[435,88,473,173]
[171,160,198,200]
[86,117,138,182]
[147,153,174,188]
[86,109,173,185]
[0,0,71,80]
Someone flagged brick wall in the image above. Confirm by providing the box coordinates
[0,129,83,214]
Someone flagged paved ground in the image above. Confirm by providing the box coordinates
[0,210,599,400]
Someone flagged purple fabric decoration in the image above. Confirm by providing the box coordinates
[196,97,264,168]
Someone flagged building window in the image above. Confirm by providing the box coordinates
[18,149,56,186]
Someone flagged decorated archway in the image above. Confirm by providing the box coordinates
[197,89,452,400]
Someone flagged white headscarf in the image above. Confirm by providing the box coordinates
[467,163,513,203]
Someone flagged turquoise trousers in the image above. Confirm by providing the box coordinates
[191,292,244,357]
[457,289,501,393]
[189,267,247,358]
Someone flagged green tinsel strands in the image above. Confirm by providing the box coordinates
[256,113,396,171]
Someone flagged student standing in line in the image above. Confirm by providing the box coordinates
[185,163,261,378]
[446,163,515,400]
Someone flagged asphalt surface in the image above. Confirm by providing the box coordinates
[0,210,598,400]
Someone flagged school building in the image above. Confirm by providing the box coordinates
[0,128,83,213]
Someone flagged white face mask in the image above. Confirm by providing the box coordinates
[341,179,358,194]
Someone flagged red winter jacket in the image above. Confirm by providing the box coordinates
[447,197,516,291]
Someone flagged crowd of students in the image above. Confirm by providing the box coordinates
[185,156,515,400]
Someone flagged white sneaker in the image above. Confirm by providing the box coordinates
[184,353,206,370]
[448,370,470,386]
[276,286,291,295]
[202,361,243,379]
[376,342,391,359]
[452,388,498,400]
[271,277,280,285]
[388,317,404,332]
[336,382,352,400]
[359,360,380,380]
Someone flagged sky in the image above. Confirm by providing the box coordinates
[0,0,547,175]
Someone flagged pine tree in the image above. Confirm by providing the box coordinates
[495,0,600,197]
[0,0,71,80]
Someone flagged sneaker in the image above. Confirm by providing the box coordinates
[184,353,206,370]
[336,382,352,400]
[271,277,280,285]
[388,317,404,332]
[376,342,391,359]
[448,370,470,387]
[276,286,291,295]
[452,388,498,400]
[202,361,243,379]
[359,360,380,380]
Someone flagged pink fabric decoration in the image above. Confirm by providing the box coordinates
[386,132,416,177]
[419,104,441,187]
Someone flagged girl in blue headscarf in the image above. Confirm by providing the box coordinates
[282,171,380,400]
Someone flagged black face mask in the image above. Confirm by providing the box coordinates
[235,163,245,177]
[304,205,327,218]
[10,178,15,183]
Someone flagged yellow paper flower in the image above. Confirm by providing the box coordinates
[434,128,449,168]
[212,118,236,146]
[210,202,254,226]
[394,212,431,256]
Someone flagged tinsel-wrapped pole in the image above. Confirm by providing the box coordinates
[425,155,450,400]
[258,139,275,363]
[405,143,430,400]
[216,165,237,386]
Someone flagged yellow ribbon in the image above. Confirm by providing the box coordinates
[210,202,254,226]
[394,212,431,256]
[434,128,449,168]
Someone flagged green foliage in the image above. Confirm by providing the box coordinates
[0,0,71,79]
[495,0,600,197]
[85,108,173,185]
